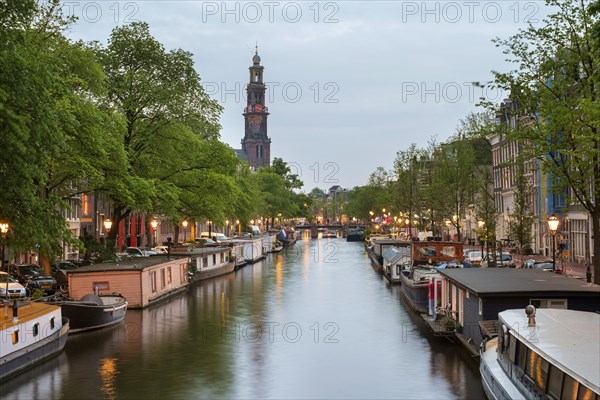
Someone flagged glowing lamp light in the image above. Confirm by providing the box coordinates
[103,218,113,231]
[548,214,559,235]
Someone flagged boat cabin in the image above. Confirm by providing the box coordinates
[170,246,234,281]
[68,257,190,308]
[382,242,412,283]
[481,308,599,399]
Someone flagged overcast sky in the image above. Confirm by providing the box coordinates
[62,0,552,190]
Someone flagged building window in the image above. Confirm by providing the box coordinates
[530,299,567,309]
[81,193,90,216]
[12,330,19,344]
[151,271,157,292]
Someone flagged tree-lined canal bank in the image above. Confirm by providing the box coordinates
[2,239,484,399]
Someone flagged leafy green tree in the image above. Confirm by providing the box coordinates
[491,0,600,282]
[0,0,126,270]
[507,153,534,255]
[97,22,230,244]
[393,144,427,238]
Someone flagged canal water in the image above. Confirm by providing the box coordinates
[3,236,485,399]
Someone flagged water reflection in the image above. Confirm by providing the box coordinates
[2,239,483,399]
[99,358,118,400]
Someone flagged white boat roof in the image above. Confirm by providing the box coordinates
[499,308,600,393]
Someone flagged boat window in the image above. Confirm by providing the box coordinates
[526,349,549,390]
[50,317,55,329]
[33,323,39,337]
[221,253,225,263]
[508,334,517,363]
[213,254,216,264]
[441,246,455,257]
[167,267,172,284]
[12,330,18,344]
[180,264,187,284]
[202,257,208,268]
[561,374,579,400]
[93,282,109,291]
[547,365,564,400]
[161,269,166,288]
[151,271,157,292]
[517,340,528,370]
[576,384,595,400]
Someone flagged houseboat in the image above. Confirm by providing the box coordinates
[381,242,412,283]
[480,307,599,400]
[321,230,337,238]
[0,300,69,382]
[172,246,235,281]
[346,228,364,242]
[436,268,600,352]
[45,293,127,333]
[67,257,190,308]
[368,238,407,269]
[222,237,266,264]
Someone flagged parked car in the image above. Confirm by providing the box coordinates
[124,247,150,257]
[138,247,160,256]
[52,261,79,291]
[0,272,27,298]
[13,264,57,295]
[520,259,555,272]
[153,246,169,254]
[480,253,515,268]
[466,251,484,264]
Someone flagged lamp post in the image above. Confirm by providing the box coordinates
[1,222,8,299]
[1,222,9,274]
[103,218,114,251]
[548,214,560,273]
[150,218,159,247]
[478,220,485,263]
[182,220,188,243]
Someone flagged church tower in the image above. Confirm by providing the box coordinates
[241,48,271,168]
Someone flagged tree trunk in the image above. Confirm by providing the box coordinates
[593,208,600,285]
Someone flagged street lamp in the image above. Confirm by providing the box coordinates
[548,214,560,273]
[478,220,485,262]
[150,218,159,247]
[182,220,188,243]
[1,222,9,274]
[103,218,112,232]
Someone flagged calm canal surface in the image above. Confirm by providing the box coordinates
[3,236,485,399]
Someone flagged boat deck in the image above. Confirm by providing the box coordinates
[0,301,60,329]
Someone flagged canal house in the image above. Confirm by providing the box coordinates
[170,246,234,281]
[437,268,600,350]
[68,257,190,308]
